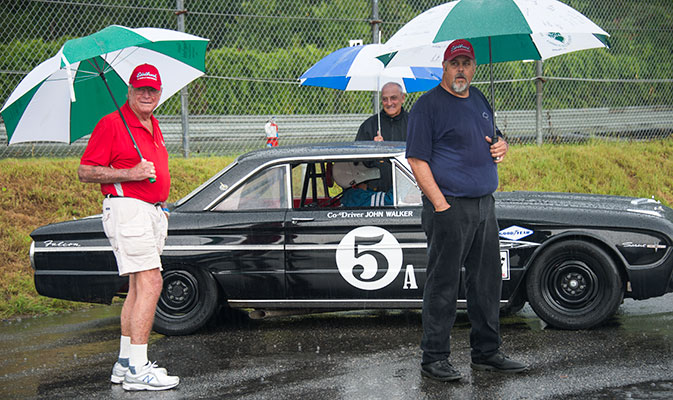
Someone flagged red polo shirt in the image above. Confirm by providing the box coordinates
[80,102,170,204]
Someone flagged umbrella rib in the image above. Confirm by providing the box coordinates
[85,56,118,83]
[88,57,105,75]
[81,47,140,79]
[41,73,98,84]
[102,47,142,75]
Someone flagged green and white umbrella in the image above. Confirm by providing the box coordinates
[380,0,609,139]
[1,25,208,145]
[383,0,609,66]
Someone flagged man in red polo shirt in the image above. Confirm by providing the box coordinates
[78,64,178,391]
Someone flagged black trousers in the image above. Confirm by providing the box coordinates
[420,194,502,365]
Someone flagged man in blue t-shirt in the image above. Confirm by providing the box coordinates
[406,39,528,382]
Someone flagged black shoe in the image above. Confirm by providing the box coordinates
[471,351,529,373]
[421,359,462,381]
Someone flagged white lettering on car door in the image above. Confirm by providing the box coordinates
[403,264,418,289]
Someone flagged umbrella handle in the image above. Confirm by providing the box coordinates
[140,158,157,183]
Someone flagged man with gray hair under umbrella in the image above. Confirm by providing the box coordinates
[356,81,408,192]
[406,39,528,382]
[78,63,179,391]
[355,81,408,143]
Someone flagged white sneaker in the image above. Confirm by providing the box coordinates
[110,361,128,384]
[111,361,167,384]
[122,361,179,391]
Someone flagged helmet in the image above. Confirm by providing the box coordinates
[332,162,380,187]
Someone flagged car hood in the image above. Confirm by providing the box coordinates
[497,191,667,215]
[496,191,673,232]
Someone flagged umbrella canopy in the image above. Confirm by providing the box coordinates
[383,0,609,68]
[1,25,209,145]
[299,43,442,93]
[300,43,443,136]
[380,0,609,140]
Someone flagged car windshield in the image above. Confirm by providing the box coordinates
[395,166,422,206]
[213,165,287,211]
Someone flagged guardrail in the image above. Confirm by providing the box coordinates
[158,113,368,155]
[497,105,673,144]
[1,106,672,158]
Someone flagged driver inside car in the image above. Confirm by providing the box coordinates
[332,162,393,207]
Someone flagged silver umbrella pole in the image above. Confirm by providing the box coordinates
[488,37,498,144]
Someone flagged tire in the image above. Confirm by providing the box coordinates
[154,265,219,335]
[526,240,623,330]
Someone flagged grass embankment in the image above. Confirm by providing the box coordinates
[0,156,236,318]
[2,139,673,319]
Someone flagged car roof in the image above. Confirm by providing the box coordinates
[236,141,407,165]
[175,141,408,210]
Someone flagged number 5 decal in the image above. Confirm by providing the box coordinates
[336,226,403,290]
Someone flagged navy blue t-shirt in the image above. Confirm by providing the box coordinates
[406,85,499,198]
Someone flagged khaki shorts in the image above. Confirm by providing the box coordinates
[102,197,168,276]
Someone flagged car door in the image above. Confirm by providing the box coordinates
[166,164,289,300]
[284,159,427,304]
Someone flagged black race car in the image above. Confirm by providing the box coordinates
[31,142,673,335]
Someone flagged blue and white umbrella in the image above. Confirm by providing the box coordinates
[299,43,442,94]
[299,43,442,134]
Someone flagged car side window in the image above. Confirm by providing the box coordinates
[331,159,394,208]
[291,162,337,208]
[213,165,287,211]
[394,164,422,206]
[290,159,411,209]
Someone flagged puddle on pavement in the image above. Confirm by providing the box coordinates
[0,305,123,398]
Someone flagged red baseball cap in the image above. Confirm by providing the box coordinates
[129,63,162,90]
[443,39,475,62]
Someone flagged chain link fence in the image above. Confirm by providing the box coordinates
[1,0,672,158]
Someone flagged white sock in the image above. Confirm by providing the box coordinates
[118,335,131,362]
[129,343,149,371]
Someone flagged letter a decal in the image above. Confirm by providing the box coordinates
[403,264,418,289]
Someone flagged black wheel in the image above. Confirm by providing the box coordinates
[526,240,623,329]
[154,265,219,335]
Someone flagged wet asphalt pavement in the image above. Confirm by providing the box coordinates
[2,294,673,400]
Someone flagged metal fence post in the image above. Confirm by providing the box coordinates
[535,60,544,146]
[176,0,190,158]
[371,0,381,116]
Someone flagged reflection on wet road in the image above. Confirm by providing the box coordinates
[2,294,673,399]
